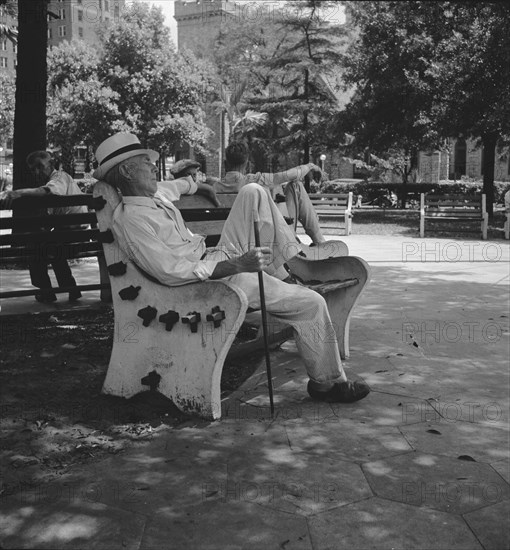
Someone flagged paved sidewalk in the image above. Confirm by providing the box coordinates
[1,235,509,549]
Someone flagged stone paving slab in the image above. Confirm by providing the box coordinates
[463,499,510,550]
[363,453,510,514]
[0,497,146,550]
[399,421,510,463]
[307,497,483,550]
[139,500,312,550]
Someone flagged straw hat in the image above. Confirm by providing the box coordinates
[93,132,158,180]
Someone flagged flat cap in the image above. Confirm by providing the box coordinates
[170,159,201,176]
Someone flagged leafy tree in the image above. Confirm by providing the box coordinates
[339,1,510,214]
[96,0,213,159]
[0,70,15,144]
[337,2,449,185]
[214,1,347,182]
[47,40,122,174]
[46,1,214,176]
[428,2,510,215]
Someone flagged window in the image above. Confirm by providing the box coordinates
[1,40,7,51]
[452,138,466,179]
[48,28,53,39]
[0,57,8,68]
[78,27,83,38]
[59,8,65,20]
[78,10,83,21]
[104,0,109,11]
[58,25,66,37]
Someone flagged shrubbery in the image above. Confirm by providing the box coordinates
[312,179,510,205]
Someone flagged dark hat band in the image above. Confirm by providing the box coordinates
[100,143,145,166]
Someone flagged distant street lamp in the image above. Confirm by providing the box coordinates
[320,153,326,172]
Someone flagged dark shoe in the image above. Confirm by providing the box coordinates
[35,291,57,303]
[307,380,370,403]
[283,216,295,226]
[69,290,82,302]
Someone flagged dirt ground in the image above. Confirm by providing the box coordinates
[0,307,263,493]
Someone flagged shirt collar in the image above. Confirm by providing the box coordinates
[122,196,158,209]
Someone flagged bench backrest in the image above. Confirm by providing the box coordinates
[0,194,105,264]
[174,192,238,246]
[421,193,486,212]
[308,193,353,211]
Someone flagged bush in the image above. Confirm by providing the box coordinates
[311,179,510,205]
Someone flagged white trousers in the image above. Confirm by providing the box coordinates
[283,179,325,244]
[211,183,346,386]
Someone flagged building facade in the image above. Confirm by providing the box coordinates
[174,0,240,177]
[0,4,17,74]
[47,0,124,47]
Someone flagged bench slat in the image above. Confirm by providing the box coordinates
[0,283,110,299]
[0,228,99,246]
[0,243,103,261]
[307,279,359,293]
[0,212,97,230]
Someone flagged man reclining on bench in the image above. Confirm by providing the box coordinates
[217,140,326,246]
[93,132,370,404]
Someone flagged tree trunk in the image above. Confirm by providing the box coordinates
[481,133,497,220]
[13,0,48,190]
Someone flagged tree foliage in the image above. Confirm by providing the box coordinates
[339,1,510,211]
[46,0,213,171]
[214,1,348,174]
[0,70,15,144]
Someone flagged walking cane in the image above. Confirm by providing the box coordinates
[253,213,275,417]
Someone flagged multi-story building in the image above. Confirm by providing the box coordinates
[174,0,239,177]
[1,1,126,75]
[0,3,17,74]
[47,0,125,47]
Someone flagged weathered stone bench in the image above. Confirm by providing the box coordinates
[93,182,370,419]
[308,192,353,235]
[419,193,488,239]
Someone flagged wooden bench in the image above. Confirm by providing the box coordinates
[93,182,370,420]
[308,192,353,235]
[420,193,488,239]
[0,194,111,301]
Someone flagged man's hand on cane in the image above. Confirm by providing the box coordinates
[231,247,272,273]
[210,247,272,279]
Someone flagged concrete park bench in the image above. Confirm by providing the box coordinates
[419,193,489,239]
[93,182,371,420]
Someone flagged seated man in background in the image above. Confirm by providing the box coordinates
[93,132,370,404]
[217,140,326,246]
[170,158,221,188]
[0,151,86,303]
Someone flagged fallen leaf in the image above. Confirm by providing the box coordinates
[426,429,441,435]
